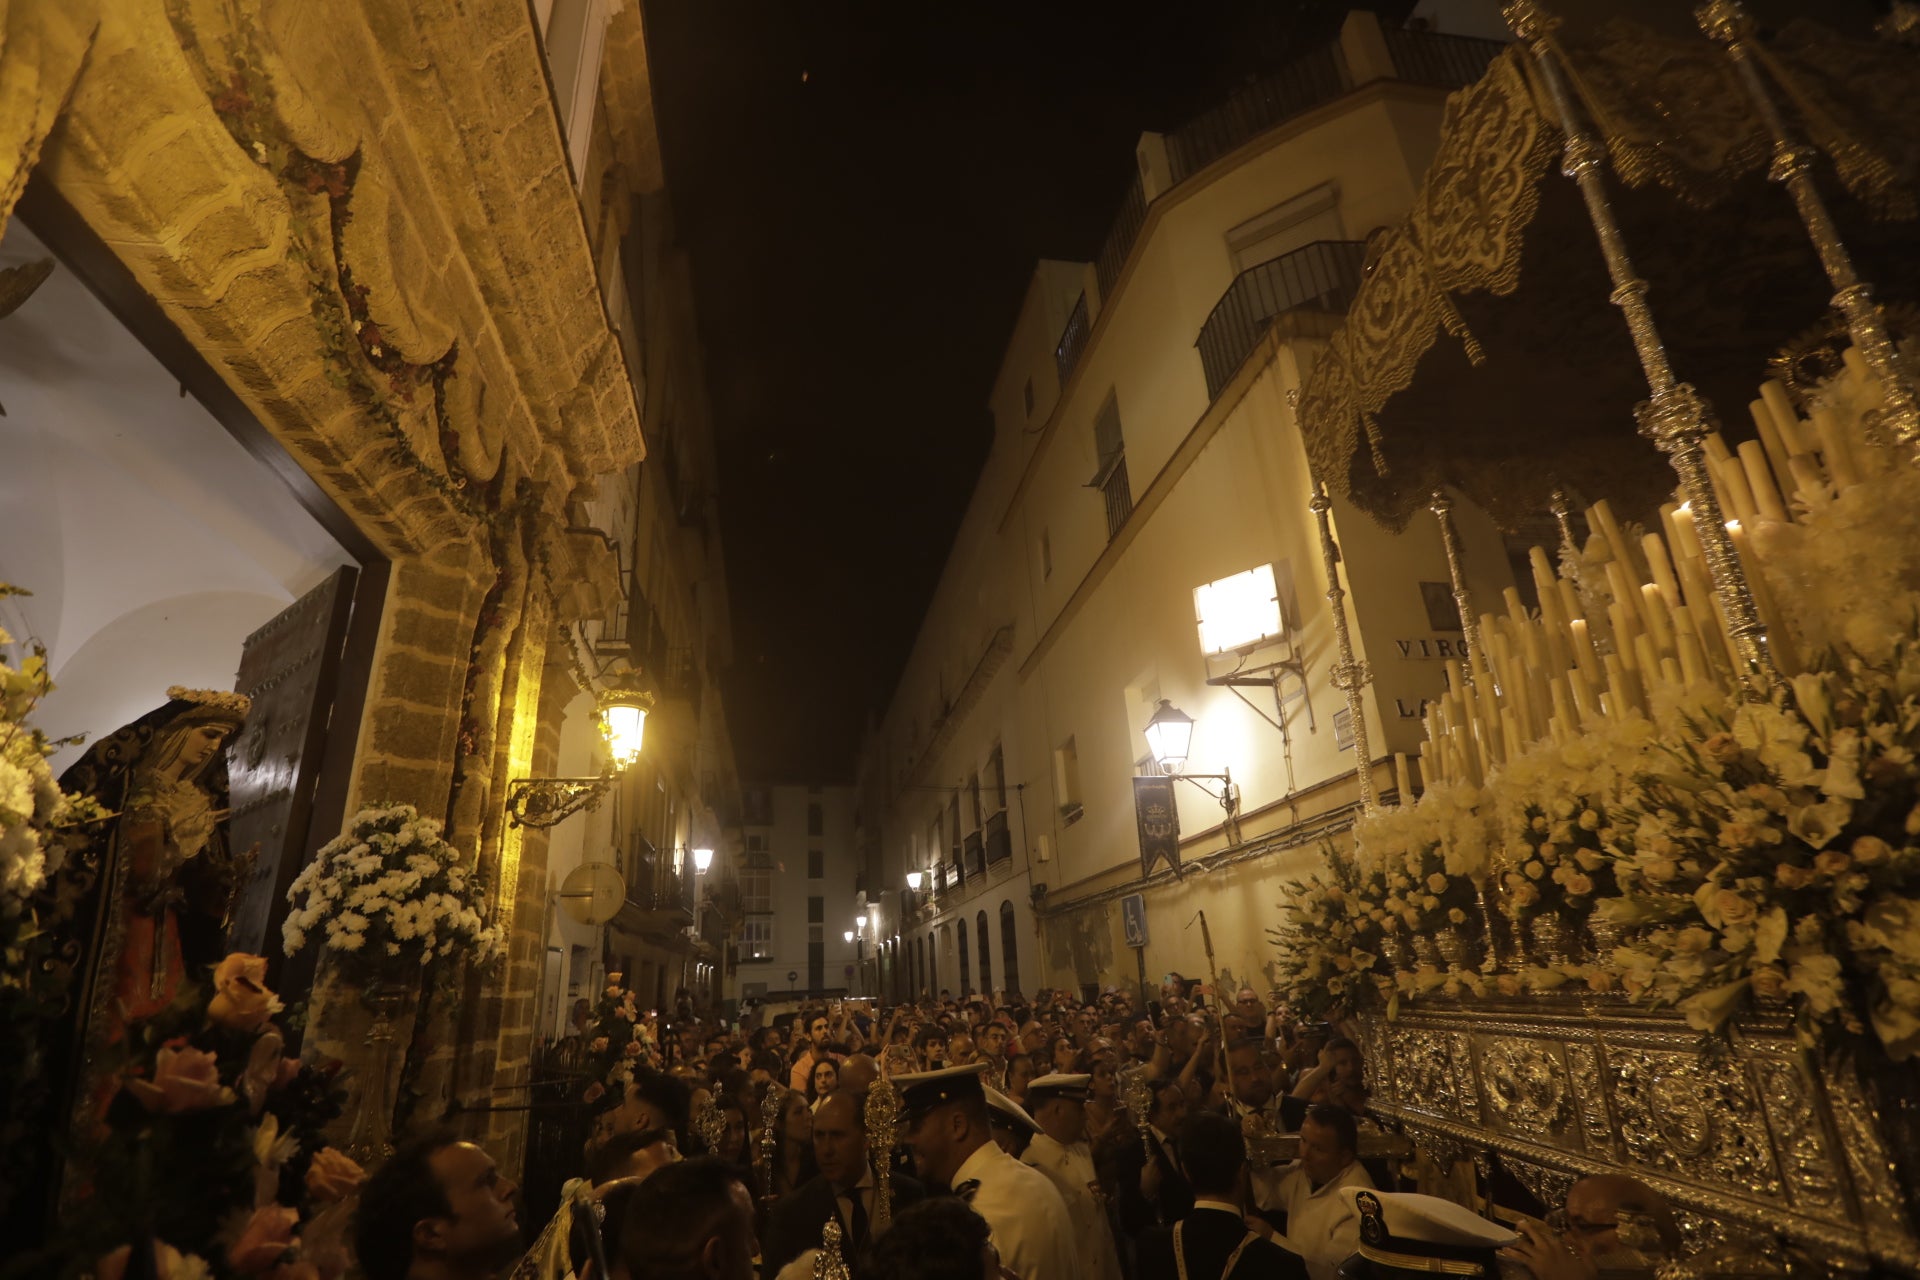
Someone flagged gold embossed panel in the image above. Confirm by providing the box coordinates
[1603,1047,1783,1200]
[1475,1036,1578,1147]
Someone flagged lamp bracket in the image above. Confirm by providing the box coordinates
[1171,769,1238,816]
[506,772,613,829]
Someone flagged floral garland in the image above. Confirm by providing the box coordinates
[281,804,502,986]
[1603,647,1920,1055]
[1266,845,1390,1022]
[578,974,661,1108]
[47,953,357,1280]
[1270,629,1920,1060]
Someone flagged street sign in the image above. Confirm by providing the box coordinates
[1122,893,1149,949]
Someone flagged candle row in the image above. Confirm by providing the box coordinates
[1414,348,1895,792]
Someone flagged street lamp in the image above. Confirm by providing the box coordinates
[843,930,855,944]
[1143,699,1195,774]
[905,870,923,891]
[692,847,714,874]
[856,914,867,930]
[1141,699,1238,819]
[506,679,657,827]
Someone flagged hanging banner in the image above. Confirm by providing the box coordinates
[1133,775,1181,879]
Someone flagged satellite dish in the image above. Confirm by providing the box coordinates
[560,861,626,926]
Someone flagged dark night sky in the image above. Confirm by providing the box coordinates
[642,2,1366,783]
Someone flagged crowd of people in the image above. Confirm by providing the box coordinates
[357,984,1688,1280]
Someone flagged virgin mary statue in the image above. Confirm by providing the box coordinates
[4,685,252,1235]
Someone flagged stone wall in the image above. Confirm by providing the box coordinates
[4,0,647,1165]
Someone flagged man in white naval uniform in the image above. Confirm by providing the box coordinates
[895,1063,1083,1280]
[1020,1074,1122,1280]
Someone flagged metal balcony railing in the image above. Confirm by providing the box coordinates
[985,810,1011,864]
[1167,45,1352,185]
[1095,175,1147,304]
[963,830,985,879]
[1378,28,1507,91]
[1091,27,1504,325]
[1195,240,1367,400]
[1054,293,1090,386]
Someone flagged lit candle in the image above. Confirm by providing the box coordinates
[1641,532,1682,611]
[1569,618,1602,685]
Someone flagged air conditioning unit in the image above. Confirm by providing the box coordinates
[1035,834,1052,863]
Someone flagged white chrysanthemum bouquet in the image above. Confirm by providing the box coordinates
[282,803,502,982]
[0,587,106,989]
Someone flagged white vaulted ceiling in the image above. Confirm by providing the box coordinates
[0,219,355,770]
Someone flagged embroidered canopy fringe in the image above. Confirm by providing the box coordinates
[1295,20,1920,533]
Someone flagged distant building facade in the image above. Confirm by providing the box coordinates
[855,10,1512,1003]
[734,785,864,1001]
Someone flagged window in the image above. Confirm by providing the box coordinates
[1000,901,1020,995]
[957,920,971,995]
[976,910,992,995]
[747,833,765,852]
[807,849,824,879]
[989,745,1007,813]
[1089,393,1131,539]
[807,803,824,836]
[948,794,963,882]
[742,918,774,962]
[967,774,982,829]
[807,926,824,991]
[1054,736,1084,825]
[807,896,823,924]
[742,867,772,913]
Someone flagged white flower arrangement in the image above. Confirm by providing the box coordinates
[0,592,106,988]
[282,803,502,981]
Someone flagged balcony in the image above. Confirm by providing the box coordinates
[1195,240,1366,400]
[1093,26,1504,310]
[963,830,985,879]
[985,809,1012,864]
[1054,292,1090,386]
[1166,44,1351,186]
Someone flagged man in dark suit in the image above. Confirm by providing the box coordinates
[763,1090,924,1279]
[1136,1114,1308,1280]
[1104,1078,1196,1241]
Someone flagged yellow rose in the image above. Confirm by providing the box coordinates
[209,954,281,1034]
[123,1045,236,1114]
[1749,965,1788,999]
[1851,835,1892,866]
[305,1148,367,1203]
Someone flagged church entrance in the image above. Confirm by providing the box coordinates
[0,195,384,981]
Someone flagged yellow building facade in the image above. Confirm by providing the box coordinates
[0,0,728,1170]
[857,12,1513,1002]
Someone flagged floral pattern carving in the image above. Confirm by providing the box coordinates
[1609,1049,1781,1198]
[1477,1037,1574,1141]
[1385,1025,1462,1121]
[1756,1059,1843,1215]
